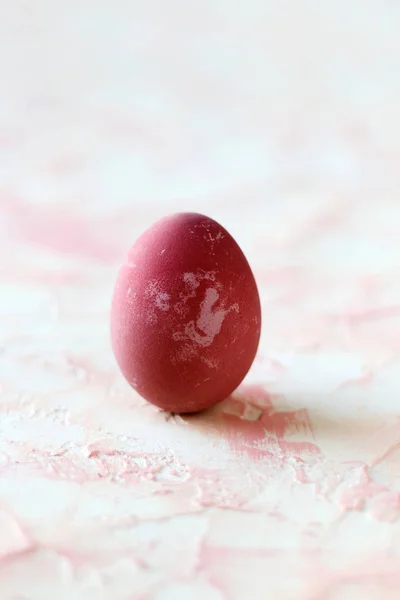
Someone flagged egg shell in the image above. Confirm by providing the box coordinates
[111,212,261,413]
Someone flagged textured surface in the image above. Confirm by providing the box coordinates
[1,1,400,599]
[111,212,261,413]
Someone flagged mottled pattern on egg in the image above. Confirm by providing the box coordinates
[111,212,261,413]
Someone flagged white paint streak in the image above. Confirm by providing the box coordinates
[174,271,217,316]
[173,287,239,349]
[194,288,226,347]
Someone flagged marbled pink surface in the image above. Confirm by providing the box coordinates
[1,2,400,598]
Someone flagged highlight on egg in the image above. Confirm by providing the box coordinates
[111,212,261,413]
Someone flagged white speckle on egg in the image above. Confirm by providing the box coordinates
[147,311,158,325]
[171,343,197,364]
[126,287,137,304]
[174,302,189,317]
[145,280,170,311]
[155,292,170,311]
[201,357,219,369]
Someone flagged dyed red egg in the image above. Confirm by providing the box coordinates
[111,213,261,413]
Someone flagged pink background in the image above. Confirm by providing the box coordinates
[1,1,400,598]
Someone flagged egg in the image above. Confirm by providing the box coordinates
[111,212,261,413]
